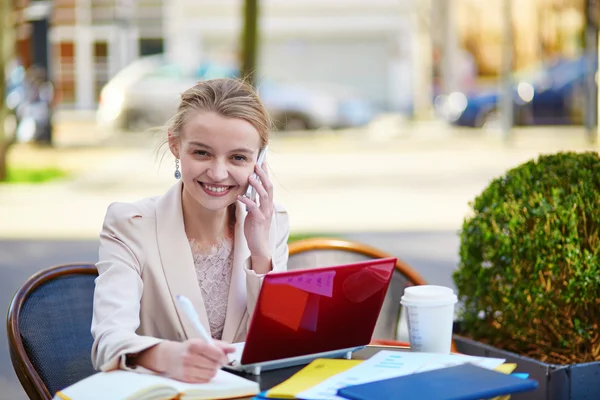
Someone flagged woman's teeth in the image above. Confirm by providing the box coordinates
[203,183,229,193]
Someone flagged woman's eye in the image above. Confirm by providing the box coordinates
[194,150,209,156]
[232,155,248,162]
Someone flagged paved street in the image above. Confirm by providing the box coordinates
[0,114,598,399]
[2,117,597,239]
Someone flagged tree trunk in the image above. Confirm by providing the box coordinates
[240,0,258,87]
[499,0,514,142]
[0,0,15,182]
[411,0,434,119]
[0,140,10,182]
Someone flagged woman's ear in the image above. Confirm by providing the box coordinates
[168,130,180,159]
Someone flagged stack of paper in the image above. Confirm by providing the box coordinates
[253,350,511,400]
[295,351,507,400]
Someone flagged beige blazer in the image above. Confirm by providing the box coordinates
[90,180,290,372]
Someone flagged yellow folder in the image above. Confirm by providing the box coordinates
[266,358,363,399]
[495,363,517,375]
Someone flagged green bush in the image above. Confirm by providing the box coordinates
[453,151,600,364]
[4,167,68,183]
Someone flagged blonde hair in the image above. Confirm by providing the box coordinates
[167,78,270,148]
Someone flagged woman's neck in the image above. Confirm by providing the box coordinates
[181,188,233,245]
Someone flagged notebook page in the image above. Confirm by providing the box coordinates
[173,369,259,399]
[54,370,176,400]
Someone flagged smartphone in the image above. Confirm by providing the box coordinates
[244,146,268,203]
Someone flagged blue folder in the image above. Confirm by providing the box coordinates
[337,363,538,400]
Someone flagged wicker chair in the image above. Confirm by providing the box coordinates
[6,264,98,400]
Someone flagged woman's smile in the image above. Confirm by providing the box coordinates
[198,181,236,197]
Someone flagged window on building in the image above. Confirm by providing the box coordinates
[54,41,76,105]
[94,41,109,102]
[139,38,164,56]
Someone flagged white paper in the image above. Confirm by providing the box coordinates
[296,350,506,400]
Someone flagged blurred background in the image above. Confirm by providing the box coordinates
[1,0,600,398]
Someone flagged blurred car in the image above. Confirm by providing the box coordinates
[97,55,375,132]
[435,56,597,127]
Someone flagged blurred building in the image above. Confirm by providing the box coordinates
[456,0,585,76]
[11,0,586,112]
[14,0,164,109]
[10,0,441,114]
[164,0,417,113]
[13,0,420,112]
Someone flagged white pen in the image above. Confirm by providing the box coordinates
[176,295,215,347]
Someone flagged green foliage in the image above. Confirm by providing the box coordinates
[288,233,339,243]
[453,151,600,364]
[3,167,68,183]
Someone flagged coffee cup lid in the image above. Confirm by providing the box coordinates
[400,285,457,307]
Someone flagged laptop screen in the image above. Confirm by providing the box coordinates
[241,257,396,365]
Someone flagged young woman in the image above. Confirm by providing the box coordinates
[91,78,290,383]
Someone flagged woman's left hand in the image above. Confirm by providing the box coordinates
[238,162,273,274]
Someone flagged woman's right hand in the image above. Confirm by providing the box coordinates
[166,339,236,383]
[138,339,236,383]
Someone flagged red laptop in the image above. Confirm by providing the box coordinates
[225,257,396,375]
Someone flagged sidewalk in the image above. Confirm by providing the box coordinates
[1,115,598,239]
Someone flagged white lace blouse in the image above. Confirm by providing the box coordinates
[189,237,234,340]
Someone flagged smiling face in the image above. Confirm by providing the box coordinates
[169,111,261,211]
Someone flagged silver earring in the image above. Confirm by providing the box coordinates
[174,159,181,179]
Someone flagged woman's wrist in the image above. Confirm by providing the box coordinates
[250,254,272,274]
[135,341,176,374]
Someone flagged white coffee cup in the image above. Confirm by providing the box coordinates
[400,285,457,354]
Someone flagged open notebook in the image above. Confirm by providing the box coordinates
[53,369,259,400]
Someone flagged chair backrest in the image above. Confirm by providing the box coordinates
[288,237,427,342]
[6,263,98,400]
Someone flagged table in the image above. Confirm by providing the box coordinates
[235,345,410,399]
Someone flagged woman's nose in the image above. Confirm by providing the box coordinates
[206,161,228,181]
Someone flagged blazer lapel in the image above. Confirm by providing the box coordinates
[155,181,210,341]
[221,202,251,342]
